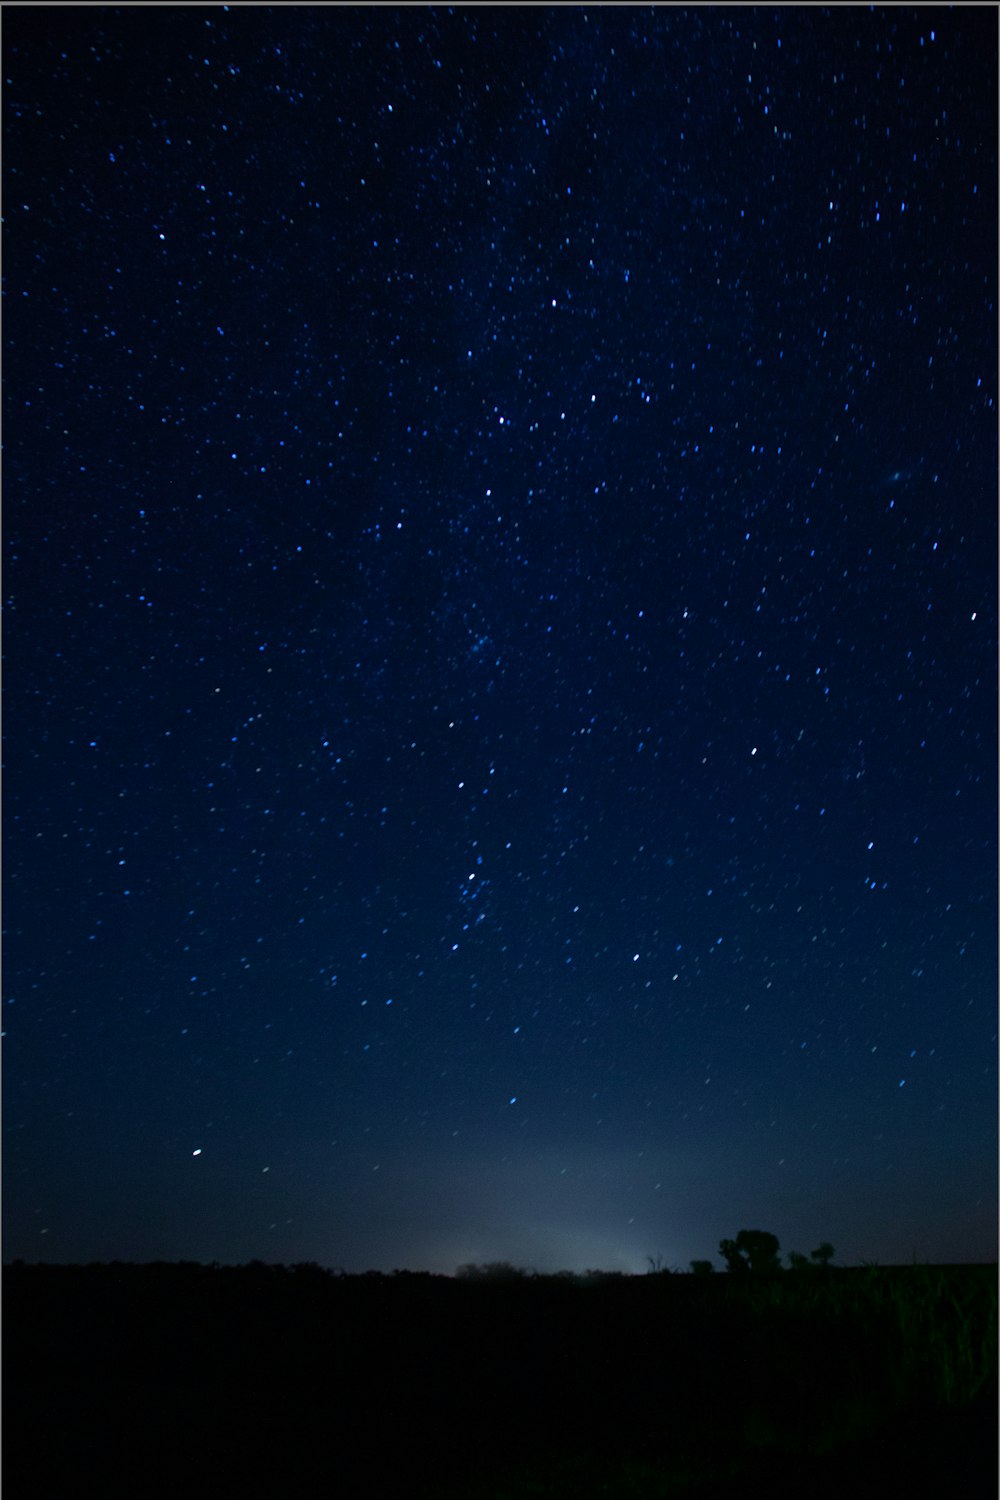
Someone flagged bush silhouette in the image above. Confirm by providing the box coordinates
[690,1260,715,1276]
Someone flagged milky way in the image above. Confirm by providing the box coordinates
[4,5,996,1272]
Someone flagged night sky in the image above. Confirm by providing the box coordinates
[4,5,996,1275]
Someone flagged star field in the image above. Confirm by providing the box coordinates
[3,5,996,1273]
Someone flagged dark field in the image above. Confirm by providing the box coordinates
[4,1261,996,1498]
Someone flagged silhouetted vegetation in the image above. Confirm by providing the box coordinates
[715,1227,837,1276]
[455,1259,529,1282]
[787,1240,837,1270]
[719,1227,784,1274]
[4,1258,996,1499]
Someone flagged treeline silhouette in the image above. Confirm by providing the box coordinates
[452,1226,838,1280]
[4,1254,996,1499]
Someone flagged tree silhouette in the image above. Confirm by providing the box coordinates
[719,1229,782,1274]
[689,1259,714,1276]
[788,1241,836,1270]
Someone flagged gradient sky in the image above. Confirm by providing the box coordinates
[4,5,996,1274]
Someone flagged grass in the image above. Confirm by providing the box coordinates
[429,1265,998,1500]
[733,1264,997,1409]
[7,1260,995,1500]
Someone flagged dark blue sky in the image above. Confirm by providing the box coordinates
[4,5,996,1273]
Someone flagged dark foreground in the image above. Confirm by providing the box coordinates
[4,1261,997,1498]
